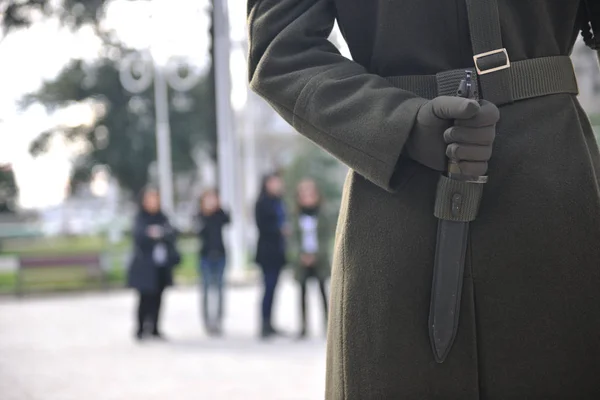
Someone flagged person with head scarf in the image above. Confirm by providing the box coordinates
[292,178,331,339]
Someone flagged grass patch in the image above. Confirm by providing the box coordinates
[0,252,200,294]
[0,272,16,294]
[2,235,195,257]
[175,252,199,283]
[0,267,108,294]
[106,267,126,285]
[0,235,241,294]
[1,235,130,256]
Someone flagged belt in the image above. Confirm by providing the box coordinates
[384,50,579,364]
[385,55,578,105]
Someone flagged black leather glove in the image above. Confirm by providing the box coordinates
[443,100,499,177]
[404,96,482,171]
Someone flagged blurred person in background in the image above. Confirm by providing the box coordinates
[255,173,287,339]
[127,187,180,341]
[196,189,230,336]
[292,178,331,339]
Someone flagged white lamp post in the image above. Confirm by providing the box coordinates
[120,0,247,279]
[119,52,201,217]
[117,0,203,218]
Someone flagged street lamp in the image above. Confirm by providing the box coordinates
[119,51,201,217]
[120,0,246,278]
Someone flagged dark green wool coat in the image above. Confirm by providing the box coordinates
[248,0,600,398]
[290,208,333,282]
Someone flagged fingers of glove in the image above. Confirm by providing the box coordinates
[418,96,480,126]
[403,132,448,172]
[446,143,493,162]
[443,125,496,146]
[455,100,500,128]
[430,96,481,120]
[454,161,489,177]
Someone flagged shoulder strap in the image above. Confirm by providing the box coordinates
[464,0,513,105]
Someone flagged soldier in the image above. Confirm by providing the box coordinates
[248,0,600,398]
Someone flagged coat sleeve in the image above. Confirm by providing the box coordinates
[247,0,428,192]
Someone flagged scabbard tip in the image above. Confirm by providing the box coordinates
[431,340,450,364]
[433,351,448,364]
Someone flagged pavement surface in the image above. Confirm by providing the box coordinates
[0,277,327,400]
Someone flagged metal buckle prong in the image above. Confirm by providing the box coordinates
[473,48,510,75]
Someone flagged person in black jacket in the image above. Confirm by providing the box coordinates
[196,189,230,336]
[255,173,287,339]
[127,187,180,341]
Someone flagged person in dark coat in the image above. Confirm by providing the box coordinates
[248,0,600,398]
[196,189,230,336]
[255,173,287,339]
[291,178,331,339]
[127,187,179,341]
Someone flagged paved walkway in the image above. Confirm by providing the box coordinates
[0,277,327,400]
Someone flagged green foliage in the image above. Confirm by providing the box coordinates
[0,164,18,213]
[21,57,216,197]
[1,0,147,36]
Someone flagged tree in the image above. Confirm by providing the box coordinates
[3,1,217,197]
[0,164,18,213]
[1,1,134,33]
[21,57,216,196]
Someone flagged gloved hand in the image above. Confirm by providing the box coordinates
[443,100,499,177]
[404,96,499,175]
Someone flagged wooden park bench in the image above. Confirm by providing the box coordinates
[16,254,107,296]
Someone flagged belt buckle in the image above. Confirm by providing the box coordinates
[473,48,510,75]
